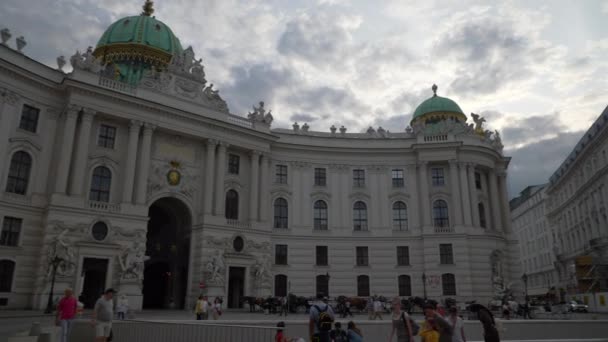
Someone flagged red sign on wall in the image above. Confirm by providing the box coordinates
[199,282,206,289]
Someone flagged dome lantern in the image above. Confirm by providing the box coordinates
[410,84,467,126]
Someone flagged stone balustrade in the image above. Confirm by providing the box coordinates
[87,200,121,213]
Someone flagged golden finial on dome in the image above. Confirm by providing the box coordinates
[141,0,155,16]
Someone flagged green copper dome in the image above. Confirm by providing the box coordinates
[92,2,183,85]
[410,85,466,125]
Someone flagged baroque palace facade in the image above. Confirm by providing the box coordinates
[0,3,519,310]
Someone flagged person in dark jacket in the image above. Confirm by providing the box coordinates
[470,304,500,342]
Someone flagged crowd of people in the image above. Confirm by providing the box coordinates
[194,295,224,320]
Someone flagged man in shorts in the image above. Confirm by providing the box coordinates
[92,288,115,342]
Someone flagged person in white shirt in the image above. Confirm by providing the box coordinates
[373,298,384,320]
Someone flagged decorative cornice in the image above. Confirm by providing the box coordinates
[289,161,311,169]
[143,122,157,132]
[206,138,218,147]
[8,137,42,151]
[129,119,143,130]
[349,191,371,200]
[0,88,19,105]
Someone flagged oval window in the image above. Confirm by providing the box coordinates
[233,236,244,252]
[92,222,109,241]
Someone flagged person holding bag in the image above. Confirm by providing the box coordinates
[388,297,416,342]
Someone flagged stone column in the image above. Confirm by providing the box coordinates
[488,169,502,232]
[249,150,261,222]
[459,163,473,226]
[203,139,217,215]
[259,154,271,222]
[134,123,155,205]
[405,165,420,229]
[449,160,463,225]
[34,108,60,195]
[122,120,142,203]
[54,105,80,194]
[69,109,96,196]
[592,190,605,238]
[418,162,431,226]
[497,171,512,233]
[0,91,20,181]
[213,142,228,216]
[468,164,480,227]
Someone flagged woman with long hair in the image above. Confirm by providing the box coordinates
[347,321,363,342]
[388,297,414,342]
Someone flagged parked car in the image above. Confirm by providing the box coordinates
[567,300,588,312]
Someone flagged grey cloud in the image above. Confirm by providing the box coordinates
[505,131,584,197]
[290,113,318,123]
[390,89,431,117]
[286,86,369,115]
[372,114,407,132]
[501,113,565,145]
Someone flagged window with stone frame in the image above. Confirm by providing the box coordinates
[274,274,287,297]
[353,201,368,231]
[273,198,288,229]
[275,164,288,184]
[275,244,288,265]
[357,275,370,297]
[228,154,240,174]
[396,246,410,266]
[97,124,117,149]
[89,166,112,202]
[18,104,40,133]
[316,274,329,296]
[433,200,449,227]
[392,201,408,230]
[442,273,456,296]
[0,260,15,292]
[353,169,365,187]
[314,168,327,186]
[314,200,328,230]
[356,246,369,266]
[0,217,22,247]
[5,151,32,195]
[392,169,404,187]
[431,167,445,186]
[398,275,412,296]
[316,246,328,266]
[225,189,239,220]
[475,172,482,189]
[478,203,487,228]
[439,244,454,265]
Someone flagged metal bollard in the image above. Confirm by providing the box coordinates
[28,322,41,336]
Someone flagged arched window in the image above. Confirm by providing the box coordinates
[398,275,411,296]
[393,201,408,231]
[433,200,449,227]
[274,274,287,297]
[478,203,487,228]
[314,200,328,230]
[357,275,370,297]
[89,166,111,202]
[0,260,16,292]
[442,273,456,296]
[316,274,329,297]
[225,190,239,220]
[273,198,288,229]
[5,151,32,195]
[353,201,368,231]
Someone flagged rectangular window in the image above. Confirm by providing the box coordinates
[475,172,482,190]
[275,165,288,184]
[397,246,410,266]
[97,124,116,149]
[353,169,365,187]
[314,168,327,186]
[392,169,404,187]
[228,154,240,174]
[275,244,288,265]
[431,168,445,186]
[0,217,22,247]
[18,105,40,133]
[439,244,454,265]
[398,275,412,296]
[356,246,369,266]
[316,246,328,266]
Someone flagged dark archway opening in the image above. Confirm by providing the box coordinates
[143,197,191,309]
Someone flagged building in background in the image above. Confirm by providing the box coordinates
[510,184,558,301]
[0,2,519,310]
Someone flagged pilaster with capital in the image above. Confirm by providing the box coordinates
[488,169,503,232]
[213,142,229,216]
[418,162,431,226]
[249,150,261,222]
[449,160,463,225]
[135,123,156,204]
[405,164,420,229]
[0,90,20,183]
[458,163,472,225]
[497,171,512,233]
[122,120,142,203]
[54,106,80,194]
[203,139,217,214]
[69,108,96,196]
[467,164,479,227]
[34,108,60,195]
[259,154,271,222]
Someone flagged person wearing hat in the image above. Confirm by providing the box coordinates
[92,288,115,342]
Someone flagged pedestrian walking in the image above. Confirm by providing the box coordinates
[344,299,353,317]
[56,288,77,342]
[388,296,415,342]
[308,293,335,342]
[447,306,466,342]
[373,298,384,320]
[279,296,288,316]
[469,304,500,342]
[91,288,115,342]
[367,297,374,320]
[195,295,204,320]
[346,321,363,342]
[202,296,210,320]
[422,303,453,342]
[116,295,129,320]
[212,297,222,320]
[275,321,299,342]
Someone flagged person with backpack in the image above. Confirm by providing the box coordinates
[330,322,347,342]
[309,293,335,342]
[388,297,416,342]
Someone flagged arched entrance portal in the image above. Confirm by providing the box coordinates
[143,197,191,309]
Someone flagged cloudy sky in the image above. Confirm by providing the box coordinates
[2,0,607,196]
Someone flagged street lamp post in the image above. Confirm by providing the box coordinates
[44,256,64,314]
[422,272,427,300]
[522,273,529,307]
[325,272,331,298]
